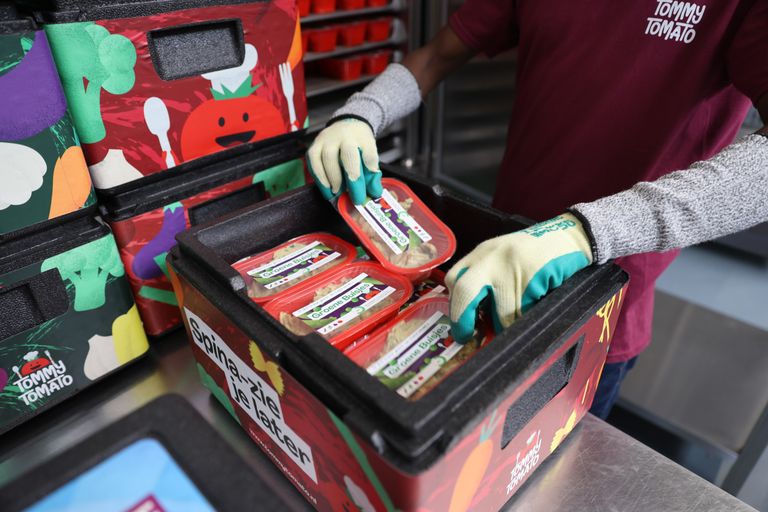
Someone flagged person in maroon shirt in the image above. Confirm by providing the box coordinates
[308,0,768,418]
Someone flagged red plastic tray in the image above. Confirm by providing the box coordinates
[362,50,392,75]
[311,0,337,14]
[338,0,365,9]
[306,26,339,53]
[337,21,367,47]
[344,296,494,400]
[366,17,393,42]
[319,55,364,81]
[232,233,356,304]
[338,178,457,281]
[264,261,412,349]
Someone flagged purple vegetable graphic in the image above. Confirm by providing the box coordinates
[0,367,7,393]
[132,202,187,280]
[0,31,67,141]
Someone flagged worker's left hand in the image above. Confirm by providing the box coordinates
[445,213,594,341]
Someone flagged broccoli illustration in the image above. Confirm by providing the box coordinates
[41,235,125,312]
[45,22,137,144]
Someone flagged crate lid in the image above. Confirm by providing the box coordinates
[99,133,304,221]
[27,0,269,23]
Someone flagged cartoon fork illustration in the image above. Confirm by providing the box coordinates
[279,62,298,132]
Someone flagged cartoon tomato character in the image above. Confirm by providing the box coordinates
[19,351,51,376]
[180,95,284,161]
[145,44,294,168]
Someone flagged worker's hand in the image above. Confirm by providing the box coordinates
[446,214,594,341]
[307,119,382,205]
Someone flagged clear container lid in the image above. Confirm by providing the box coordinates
[400,268,448,312]
[232,233,356,303]
[344,296,494,400]
[264,261,413,349]
[337,178,457,281]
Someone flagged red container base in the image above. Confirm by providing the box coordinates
[319,56,364,81]
[366,17,392,42]
[337,22,367,47]
[362,50,392,75]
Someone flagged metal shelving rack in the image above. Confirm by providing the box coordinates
[302,0,421,166]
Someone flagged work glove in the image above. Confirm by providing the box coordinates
[446,213,594,342]
[307,119,382,205]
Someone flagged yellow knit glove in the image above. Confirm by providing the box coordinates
[307,119,382,205]
[446,214,593,341]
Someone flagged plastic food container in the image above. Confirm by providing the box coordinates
[337,21,367,46]
[232,233,356,303]
[311,0,337,13]
[319,55,364,81]
[401,268,447,311]
[298,0,311,16]
[366,17,393,42]
[345,297,493,400]
[306,26,339,52]
[338,0,365,9]
[338,178,457,281]
[264,261,412,349]
[362,50,392,75]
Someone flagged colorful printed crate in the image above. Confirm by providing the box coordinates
[41,0,306,191]
[169,170,629,512]
[0,10,95,238]
[0,216,148,434]
[101,135,307,337]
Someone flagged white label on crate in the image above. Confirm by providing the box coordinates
[184,308,317,483]
[506,430,542,495]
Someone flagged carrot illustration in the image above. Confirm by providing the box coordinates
[48,146,92,219]
[448,410,498,512]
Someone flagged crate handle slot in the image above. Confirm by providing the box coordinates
[500,334,585,449]
[0,270,69,340]
[147,19,246,81]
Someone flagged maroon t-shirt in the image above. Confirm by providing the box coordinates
[450,0,768,362]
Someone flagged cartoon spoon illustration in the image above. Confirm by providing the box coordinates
[144,97,176,169]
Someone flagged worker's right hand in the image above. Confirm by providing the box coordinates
[307,119,382,205]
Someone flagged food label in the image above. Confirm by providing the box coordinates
[292,272,395,335]
[366,311,464,398]
[248,241,341,290]
[354,189,432,255]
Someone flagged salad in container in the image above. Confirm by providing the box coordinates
[264,262,413,349]
[232,233,356,303]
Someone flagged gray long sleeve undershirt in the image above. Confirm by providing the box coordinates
[573,134,768,264]
[331,65,768,265]
[332,63,422,136]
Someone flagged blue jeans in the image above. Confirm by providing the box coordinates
[589,357,638,419]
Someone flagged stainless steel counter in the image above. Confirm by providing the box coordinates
[0,332,754,512]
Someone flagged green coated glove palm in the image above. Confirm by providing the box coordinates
[307,119,383,205]
[445,214,594,342]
